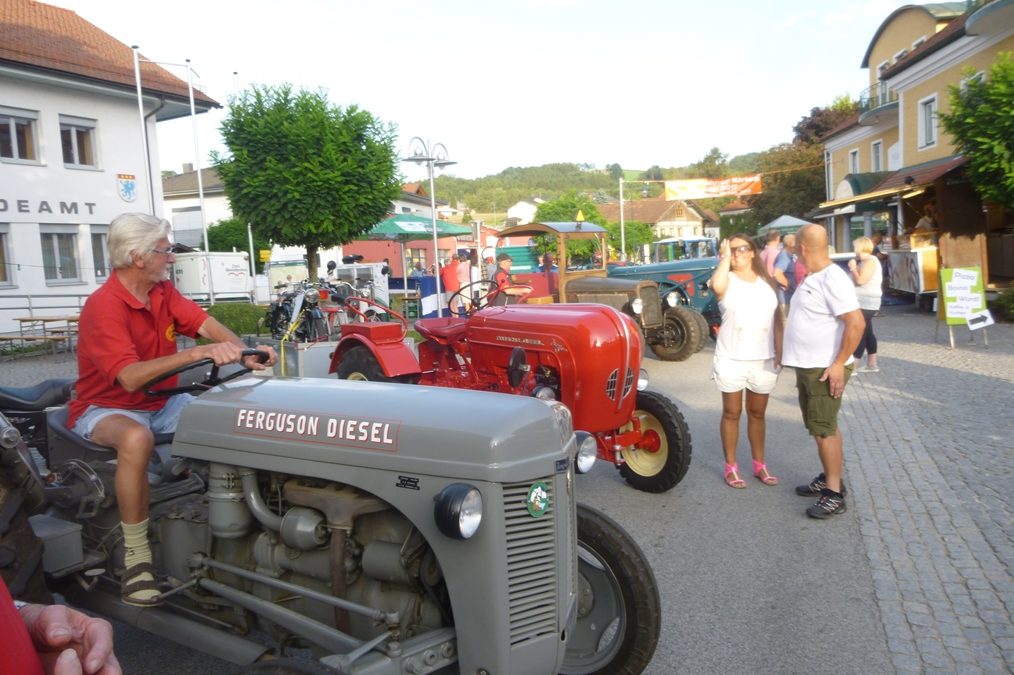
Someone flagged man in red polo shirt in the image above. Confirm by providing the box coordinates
[1,577,120,674]
[439,255,461,313]
[69,213,276,607]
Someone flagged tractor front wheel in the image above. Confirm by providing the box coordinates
[617,390,693,493]
[560,504,661,675]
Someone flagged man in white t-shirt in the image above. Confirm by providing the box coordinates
[782,224,865,519]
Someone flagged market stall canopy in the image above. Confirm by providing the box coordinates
[498,221,607,241]
[757,215,815,236]
[361,213,472,241]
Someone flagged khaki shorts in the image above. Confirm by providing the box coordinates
[794,366,853,437]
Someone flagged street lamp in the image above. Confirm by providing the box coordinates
[403,137,456,317]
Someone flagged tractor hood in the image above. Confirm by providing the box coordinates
[172,377,571,484]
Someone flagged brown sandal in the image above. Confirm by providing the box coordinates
[121,562,162,607]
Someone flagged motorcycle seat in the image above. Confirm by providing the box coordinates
[414,317,468,346]
[0,378,75,411]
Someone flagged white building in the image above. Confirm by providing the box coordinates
[1,0,218,335]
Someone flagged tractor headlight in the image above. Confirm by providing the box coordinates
[637,368,649,391]
[574,431,597,474]
[666,291,680,307]
[533,385,556,401]
[631,297,643,315]
[434,484,483,539]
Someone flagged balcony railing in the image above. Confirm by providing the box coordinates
[858,81,898,113]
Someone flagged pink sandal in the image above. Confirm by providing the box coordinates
[724,463,746,489]
[752,460,779,486]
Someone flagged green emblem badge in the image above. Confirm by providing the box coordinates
[526,481,550,517]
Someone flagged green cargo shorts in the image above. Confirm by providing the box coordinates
[794,365,853,437]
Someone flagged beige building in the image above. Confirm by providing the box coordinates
[817,0,1013,287]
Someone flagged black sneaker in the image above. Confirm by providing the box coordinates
[806,488,847,519]
[795,473,848,497]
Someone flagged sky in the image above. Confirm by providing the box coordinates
[51,0,916,183]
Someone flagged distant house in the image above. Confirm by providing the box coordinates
[162,164,230,247]
[1,0,218,334]
[597,198,718,239]
[718,198,756,235]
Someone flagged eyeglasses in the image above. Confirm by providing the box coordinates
[730,245,753,255]
[149,247,175,257]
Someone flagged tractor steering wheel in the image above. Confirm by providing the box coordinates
[448,280,533,316]
[143,348,270,397]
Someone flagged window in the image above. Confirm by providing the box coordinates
[0,106,39,161]
[60,115,97,167]
[91,227,109,280]
[871,141,883,172]
[40,226,80,283]
[0,226,12,286]
[918,95,937,148]
[849,149,859,174]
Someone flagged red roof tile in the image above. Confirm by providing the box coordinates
[0,0,218,108]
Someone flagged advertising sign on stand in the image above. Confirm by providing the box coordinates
[939,266,991,348]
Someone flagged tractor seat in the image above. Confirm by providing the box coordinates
[413,317,469,346]
[48,407,184,483]
[0,378,75,411]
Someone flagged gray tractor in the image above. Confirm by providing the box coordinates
[0,357,660,674]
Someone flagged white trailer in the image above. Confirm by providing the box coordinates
[172,252,253,303]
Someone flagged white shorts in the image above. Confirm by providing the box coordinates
[712,356,779,394]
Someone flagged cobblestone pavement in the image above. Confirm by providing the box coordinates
[2,306,1012,673]
[842,306,1013,673]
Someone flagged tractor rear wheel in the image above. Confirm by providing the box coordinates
[335,345,418,384]
[617,390,693,493]
[689,308,709,352]
[648,306,703,361]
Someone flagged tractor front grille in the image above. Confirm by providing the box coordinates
[503,478,558,645]
[639,285,663,326]
[606,367,636,402]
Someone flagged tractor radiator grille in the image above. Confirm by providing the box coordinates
[639,286,663,326]
[503,478,558,645]
[606,368,636,401]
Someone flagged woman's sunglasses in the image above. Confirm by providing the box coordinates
[730,245,753,255]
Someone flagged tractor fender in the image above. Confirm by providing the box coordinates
[327,335,421,378]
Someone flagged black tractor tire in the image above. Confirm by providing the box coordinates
[648,306,703,361]
[689,308,709,352]
[0,473,52,603]
[617,390,693,493]
[335,345,418,384]
[561,504,661,675]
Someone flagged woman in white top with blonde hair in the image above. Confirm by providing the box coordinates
[848,236,884,372]
[710,233,784,489]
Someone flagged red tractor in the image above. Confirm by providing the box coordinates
[327,298,692,493]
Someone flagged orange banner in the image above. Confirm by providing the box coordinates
[664,174,762,201]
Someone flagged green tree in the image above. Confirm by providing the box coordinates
[605,220,654,260]
[206,217,271,273]
[607,163,624,180]
[749,142,825,227]
[940,52,1014,207]
[533,192,605,260]
[792,95,858,145]
[212,84,401,279]
[640,165,664,181]
[689,147,729,178]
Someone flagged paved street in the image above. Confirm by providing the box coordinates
[1,303,1011,673]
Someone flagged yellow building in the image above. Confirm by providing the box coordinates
[817,0,1014,289]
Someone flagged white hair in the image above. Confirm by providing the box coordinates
[108,213,172,268]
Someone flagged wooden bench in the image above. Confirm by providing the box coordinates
[0,334,73,353]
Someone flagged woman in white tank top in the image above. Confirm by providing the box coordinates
[709,234,784,489]
[848,236,884,372]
